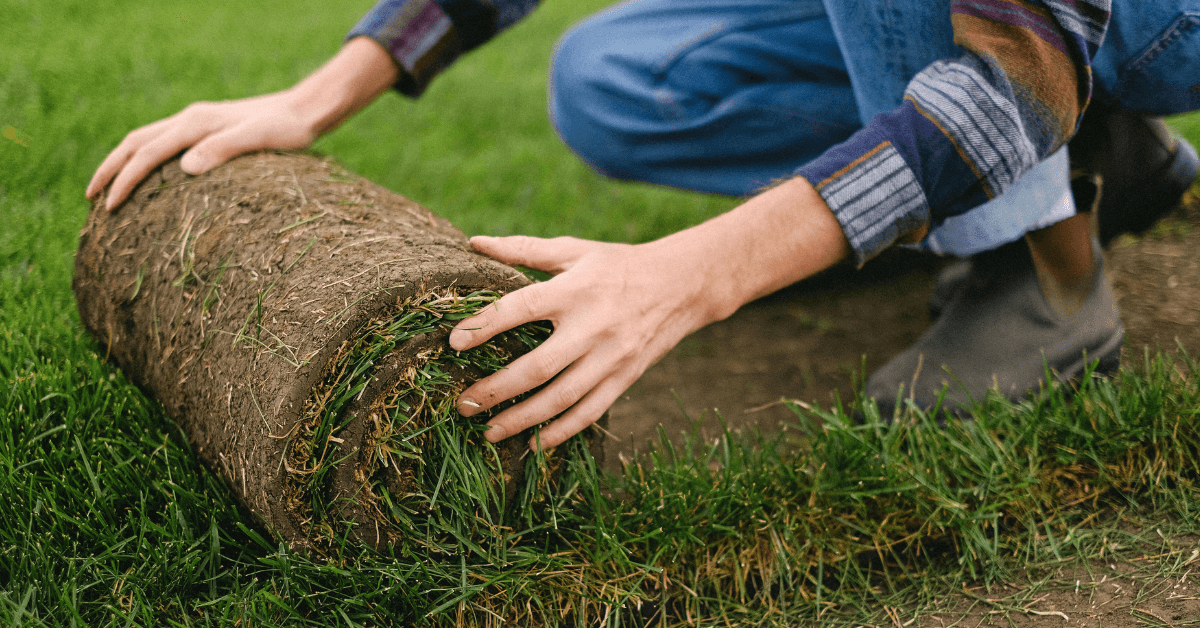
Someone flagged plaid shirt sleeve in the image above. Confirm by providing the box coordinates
[348,0,541,97]
[795,0,1112,266]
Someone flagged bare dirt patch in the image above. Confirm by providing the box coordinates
[907,543,1200,628]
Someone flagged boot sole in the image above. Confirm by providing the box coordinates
[1053,327,1125,385]
[859,328,1125,425]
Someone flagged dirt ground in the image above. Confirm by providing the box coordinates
[605,193,1200,627]
[906,542,1200,628]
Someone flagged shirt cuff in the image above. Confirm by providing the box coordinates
[794,128,932,267]
[347,0,461,97]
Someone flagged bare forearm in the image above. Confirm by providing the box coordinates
[657,176,851,325]
[289,36,401,137]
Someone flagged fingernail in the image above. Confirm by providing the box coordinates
[485,423,507,443]
[457,397,480,416]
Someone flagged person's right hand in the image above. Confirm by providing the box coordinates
[87,36,401,211]
[86,92,317,210]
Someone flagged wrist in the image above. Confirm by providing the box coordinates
[287,36,400,138]
[665,177,850,324]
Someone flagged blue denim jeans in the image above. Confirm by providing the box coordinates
[549,0,1200,256]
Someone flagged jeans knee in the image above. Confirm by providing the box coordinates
[548,17,641,178]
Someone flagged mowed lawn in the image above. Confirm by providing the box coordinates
[5,1,1200,626]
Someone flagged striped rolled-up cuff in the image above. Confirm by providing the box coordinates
[348,0,461,97]
[795,135,931,266]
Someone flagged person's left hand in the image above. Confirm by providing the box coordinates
[449,234,725,450]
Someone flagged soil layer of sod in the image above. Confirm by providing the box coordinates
[74,152,598,553]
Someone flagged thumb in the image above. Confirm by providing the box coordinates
[180,140,232,175]
[470,235,592,274]
[180,123,282,174]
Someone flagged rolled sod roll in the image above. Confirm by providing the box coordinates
[74,152,600,553]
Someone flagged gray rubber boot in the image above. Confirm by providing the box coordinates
[864,239,1124,421]
[927,179,1099,320]
[928,105,1197,321]
[927,260,970,320]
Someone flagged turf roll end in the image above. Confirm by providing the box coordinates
[74,151,602,554]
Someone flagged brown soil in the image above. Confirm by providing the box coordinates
[907,539,1200,628]
[605,249,943,466]
[74,152,590,552]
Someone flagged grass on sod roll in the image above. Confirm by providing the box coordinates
[284,290,561,553]
[5,0,1200,625]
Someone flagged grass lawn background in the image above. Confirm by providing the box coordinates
[4,0,1200,626]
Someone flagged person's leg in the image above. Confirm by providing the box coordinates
[548,0,1110,420]
[1026,212,1099,318]
[1052,0,1200,254]
[547,0,1194,419]
[550,0,1087,252]
[1081,0,1200,239]
[837,0,1199,418]
[824,0,1195,258]
[1071,99,1200,246]
[548,0,861,196]
[1091,0,1200,117]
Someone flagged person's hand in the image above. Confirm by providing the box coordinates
[449,177,852,451]
[87,36,400,211]
[449,235,724,451]
[86,92,318,210]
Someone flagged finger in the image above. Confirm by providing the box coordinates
[449,282,554,351]
[529,376,628,450]
[181,117,309,175]
[180,126,256,175]
[456,333,587,417]
[470,235,592,274]
[476,351,608,441]
[105,121,216,210]
[86,117,176,200]
[88,143,133,201]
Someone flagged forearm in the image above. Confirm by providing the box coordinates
[288,36,400,138]
[656,176,851,326]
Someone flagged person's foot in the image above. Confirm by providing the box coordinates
[926,259,970,320]
[927,177,1101,319]
[927,106,1197,321]
[863,238,1123,421]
